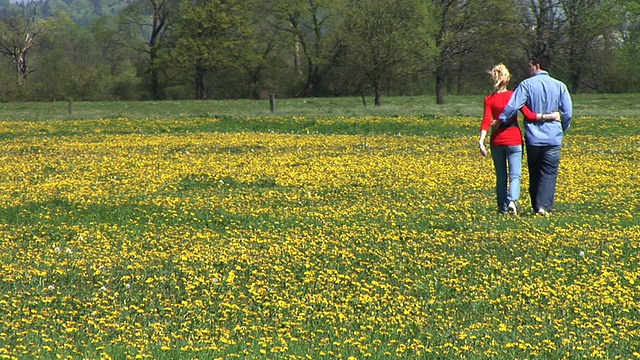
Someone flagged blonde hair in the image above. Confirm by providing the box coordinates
[489,63,511,91]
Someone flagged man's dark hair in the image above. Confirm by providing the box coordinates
[530,54,552,72]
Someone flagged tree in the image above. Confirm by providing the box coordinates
[516,0,562,59]
[235,0,290,99]
[30,12,112,101]
[171,0,256,100]
[516,0,622,93]
[91,17,142,99]
[0,5,45,86]
[556,0,622,93]
[267,0,343,97]
[604,0,640,92]
[119,0,177,100]
[340,0,431,105]
[429,0,516,104]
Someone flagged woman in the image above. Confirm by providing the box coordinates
[479,64,558,215]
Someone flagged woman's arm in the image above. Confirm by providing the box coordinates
[479,97,492,157]
[520,105,538,120]
[481,97,493,131]
[479,129,488,156]
[521,105,561,121]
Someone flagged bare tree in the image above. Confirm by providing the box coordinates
[517,0,623,93]
[517,0,562,58]
[557,0,621,92]
[430,0,517,104]
[0,7,46,86]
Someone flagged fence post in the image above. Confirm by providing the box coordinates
[68,98,74,117]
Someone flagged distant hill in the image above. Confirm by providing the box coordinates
[2,0,134,25]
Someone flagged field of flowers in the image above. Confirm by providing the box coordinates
[0,115,638,359]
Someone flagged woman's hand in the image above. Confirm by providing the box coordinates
[479,141,487,157]
[540,112,561,121]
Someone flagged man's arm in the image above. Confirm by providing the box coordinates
[498,84,529,123]
[560,86,573,132]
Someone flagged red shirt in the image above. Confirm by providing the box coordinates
[482,90,536,146]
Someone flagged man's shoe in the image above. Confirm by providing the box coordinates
[508,201,518,216]
[537,208,550,216]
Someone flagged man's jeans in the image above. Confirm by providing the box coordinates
[526,144,561,212]
[491,145,523,212]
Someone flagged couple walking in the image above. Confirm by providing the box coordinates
[479,55,573,216]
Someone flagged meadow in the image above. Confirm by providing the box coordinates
[0,96,639,359]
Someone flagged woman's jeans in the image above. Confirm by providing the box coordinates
[491,145,523,212]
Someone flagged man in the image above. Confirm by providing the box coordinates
[497,54,573,215]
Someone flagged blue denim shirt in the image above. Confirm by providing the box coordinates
[498,71,573,146]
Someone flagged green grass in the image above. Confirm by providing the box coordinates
[1,93,639,121]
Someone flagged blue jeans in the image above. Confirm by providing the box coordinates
[526,144,561,212]
[491,145,523,212]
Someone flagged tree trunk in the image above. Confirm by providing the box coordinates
[195,66,206,100]
[435,65,446,105]
[294,35,303,81]
[16,53,27,86]
[301,63,320,97]
[149,65,163,100]
[151,68,161,99]
[149,47,163,100]
[249,70,261,100]
[374,83,381,106]
[570,70,580,94]
[569,64,582,94]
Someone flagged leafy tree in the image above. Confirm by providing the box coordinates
[119,0,178,100]
[0,0,12,15]
[340,0,431,105]
[171,0,256,100]
[607,0,640,92]
[267,0,343,97]
[456,2,524,93]
[0,0,637,101]
[30,12,111,100]
[239,0,293,99]
[91,16,142,99]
